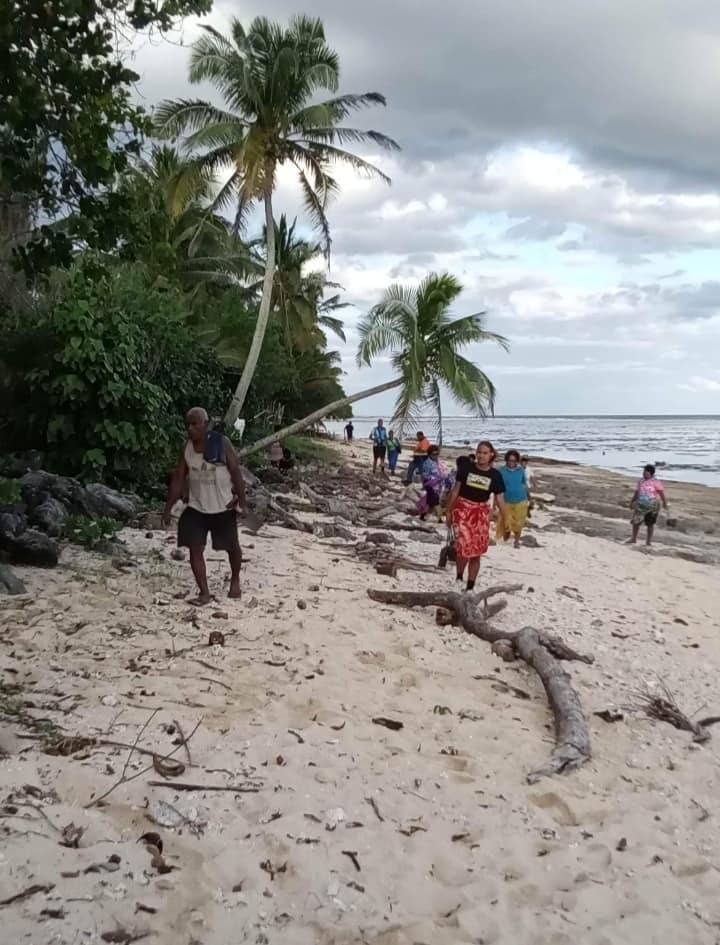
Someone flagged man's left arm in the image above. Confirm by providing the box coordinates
[223,437,246,509]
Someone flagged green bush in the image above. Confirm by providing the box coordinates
[0,478,22,504]
[0,258,231,492]
[64,514,122,548]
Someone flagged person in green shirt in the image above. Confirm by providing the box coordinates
[386,430,402,474]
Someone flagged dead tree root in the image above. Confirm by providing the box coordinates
[367,586,593,783]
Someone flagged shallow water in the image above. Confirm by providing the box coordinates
[328,415,720,487]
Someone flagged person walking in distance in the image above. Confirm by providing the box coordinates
[386,429,402,475]
[344,421,354,442]
[404,431,431,484]
[163,407,246,604]
[369,418,388,474]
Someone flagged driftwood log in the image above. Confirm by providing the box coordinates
[367,586,593,783]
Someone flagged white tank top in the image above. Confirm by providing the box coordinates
[184,441,234,514]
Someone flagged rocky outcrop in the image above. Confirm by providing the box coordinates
[0,468,139,568]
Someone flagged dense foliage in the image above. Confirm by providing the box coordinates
[0,260,229,489]
[0,0,211,276]
[0,7,363,492]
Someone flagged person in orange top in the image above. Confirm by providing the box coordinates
[403,431,431,484]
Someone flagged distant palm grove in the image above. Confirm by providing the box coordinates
[0,3,507,492]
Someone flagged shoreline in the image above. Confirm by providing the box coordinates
[2,443,719,944]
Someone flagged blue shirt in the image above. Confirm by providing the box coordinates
[371,426,388,445]
[499,465,527,503]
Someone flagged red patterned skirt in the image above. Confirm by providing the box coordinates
[451,497,491,558]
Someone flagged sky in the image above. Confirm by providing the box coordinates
[131,0,720,416]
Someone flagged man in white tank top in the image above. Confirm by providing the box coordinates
[163,407,246,604]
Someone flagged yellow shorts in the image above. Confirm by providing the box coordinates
[496,500,529,539]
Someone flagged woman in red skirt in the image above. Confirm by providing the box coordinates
[446,441,509,591]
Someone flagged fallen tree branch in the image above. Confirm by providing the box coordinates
[367,586,592,783]
[0,883,55,908]
[146,780,261,793]
[86,720,202,808]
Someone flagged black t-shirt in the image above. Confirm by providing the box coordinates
[457,464,505,504]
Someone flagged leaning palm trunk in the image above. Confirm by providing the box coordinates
[224,187,276,426]
[238,378,402,457]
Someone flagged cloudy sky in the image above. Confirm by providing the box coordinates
[133,0,720,416]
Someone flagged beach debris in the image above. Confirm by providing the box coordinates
[259,859,287,880]
[594,709,624,723]
[451,832,471,843]
[491,640,517,662]
[145,800,184,829]
[135,903,157,915]
[616,837,628,852]
[473,674,531,701]
[100,926,151,944]
[208,631,225,646]
[341,850,361,872]
[59,821,85,848]
[296,599,307,610]
[40,907,66,919]
[435,607,459,626]
[152,754,185,778]
[139,834,175,874]
[673,617,688,626]
[330,720,346,731]
[147,779,261,793]
[82,854,121,874]
[635,679,719,743]
[0,883,55,908]
[398,824,426,836]
[138,832,163,853]
[375,561,398,577]
[372,716,404,731]
[556,586,584,602]
[287,728,304,743]
[365,796,384,822]
[367,585,593,783]
[433,704,452,715]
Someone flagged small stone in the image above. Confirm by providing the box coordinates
[296,599,307,610]
[171,548,185,561]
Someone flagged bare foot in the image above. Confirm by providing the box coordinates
[228,581,242,599]
[189,593,212,606]
[513,539,521,548]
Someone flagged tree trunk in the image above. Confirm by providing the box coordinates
[238,378,402,458]
[223,187,276,427]
[436,382,443,447]
[366,587,592,783]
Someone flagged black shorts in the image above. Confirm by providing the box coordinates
[178,508,239,551]
[373,445,387,460]
[643,510,659,527]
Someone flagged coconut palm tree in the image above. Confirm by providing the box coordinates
[121,146,254,301]
[356,271,508,442]
[154,15,399,427]
[247,215,348,352]
[240,272,509,457]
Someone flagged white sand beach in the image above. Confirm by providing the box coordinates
[2,442,720,945]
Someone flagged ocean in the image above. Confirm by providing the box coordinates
[325,415,720,487]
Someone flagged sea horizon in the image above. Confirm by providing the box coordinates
[326,414,720,487]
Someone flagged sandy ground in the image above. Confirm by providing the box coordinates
[2,441,720,945]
